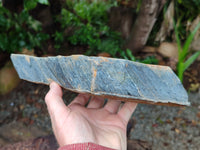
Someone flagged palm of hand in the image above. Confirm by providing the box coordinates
[45,82,137,150]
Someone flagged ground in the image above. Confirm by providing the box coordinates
[0,58,200,149]
[131,91,200,150]
[0,81,76,147]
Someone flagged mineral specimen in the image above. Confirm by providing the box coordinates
[11,54,189,106]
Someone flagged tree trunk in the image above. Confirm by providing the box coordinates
[125,0,167,53]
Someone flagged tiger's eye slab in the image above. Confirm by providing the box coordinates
[11,54,189,106]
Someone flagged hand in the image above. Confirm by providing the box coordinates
[45,82,137,150]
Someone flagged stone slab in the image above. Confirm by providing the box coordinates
[10,54,189,106]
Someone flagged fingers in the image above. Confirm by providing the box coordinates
[45,82,70,119]
[69,93,90,106]
[104,99,121,114]
[87,96,105,109]
[118,102,137,123]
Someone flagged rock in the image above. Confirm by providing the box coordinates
[11,54,189,106]
[157,42,179,59]
[0,61,20,95]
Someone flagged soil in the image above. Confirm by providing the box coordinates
[183,61,200,92]
[131,90,200,150]
[0,81,77,147]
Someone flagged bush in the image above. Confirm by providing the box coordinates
[0,1,49,53]
[175,0,200,21]
[54,0,124,57]
[174,0,200,42]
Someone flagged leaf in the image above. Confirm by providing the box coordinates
[141,56,158,64]
[24,0,49,11]
[120,51,129,60]
[177,62,184,82]
[37,0,49,5]
[183,51,200,72]
[178,0,182,3]
[24,0,37,11]
[182,22,200,61]
[126,49,135,61]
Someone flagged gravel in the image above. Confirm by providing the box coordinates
[0,81,76,133]
[1,81,200,149]
[131,89,200,150]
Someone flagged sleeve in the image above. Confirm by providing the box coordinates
[58,142,116,150]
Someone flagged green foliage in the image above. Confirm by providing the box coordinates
[55,0,123,57]
[0,1,49,53]
[53,31,64,50]
[147,0,200,46]
[173,0,200,43]
[73,0,111,24]
[175,0,200,21]
[120,49,158,64]
[175,21,200,82]
[24,0,49,11]
[139,56,158,64]
[55,0,158,64]
[125,49,136,61]
[136,0,143,13]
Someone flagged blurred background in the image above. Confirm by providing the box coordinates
[0,0,200,149]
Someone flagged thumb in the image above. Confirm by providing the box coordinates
[45,82,70,120]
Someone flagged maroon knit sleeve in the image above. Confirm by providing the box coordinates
[58,142,116,150]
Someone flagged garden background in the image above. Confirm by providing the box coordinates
[1,0,200,149]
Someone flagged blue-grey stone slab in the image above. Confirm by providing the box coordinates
[10,54,189,106]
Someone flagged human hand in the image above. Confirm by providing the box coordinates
[45,82,137,150]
